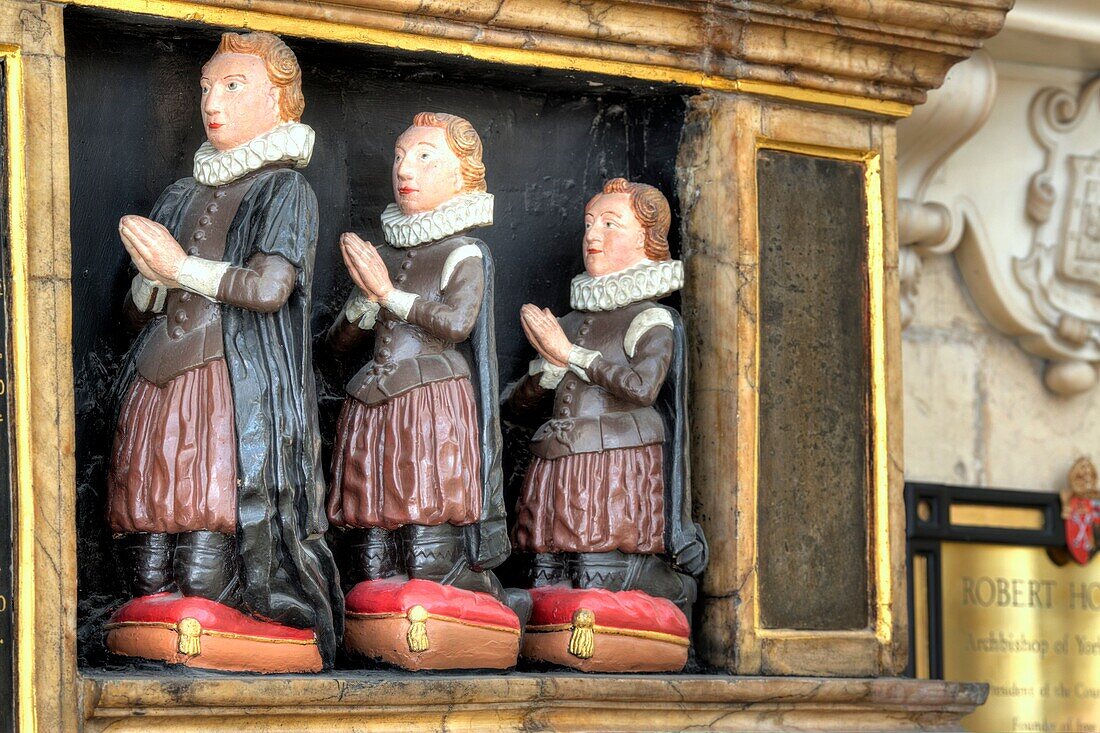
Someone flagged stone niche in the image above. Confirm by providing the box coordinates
[67,10,686,671]
[3,0,1012,730]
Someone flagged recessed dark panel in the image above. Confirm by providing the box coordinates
[756,149,870,631]
[65,7,686,667]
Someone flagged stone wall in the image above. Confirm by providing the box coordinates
[904,254,1100,491]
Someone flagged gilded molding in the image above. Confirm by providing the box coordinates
[2,43,36,733]
[66,0,1013,116]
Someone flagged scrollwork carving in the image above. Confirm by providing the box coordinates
[897,50,997,327]
[899,55,1100,395]
[1001,76,1100,393]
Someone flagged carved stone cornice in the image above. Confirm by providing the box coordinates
[70,0,1013,115]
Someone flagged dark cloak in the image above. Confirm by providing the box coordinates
[110,167,342,665]
[659,306,709,577]
[457,239,508,572]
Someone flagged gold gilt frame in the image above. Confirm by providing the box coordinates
[65,0,914,118]
[739,137,892,670]
[2,43,34,733]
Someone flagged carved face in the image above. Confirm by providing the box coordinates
[201,53,282,152]
[393,125,464,215]
[583,192,648,277]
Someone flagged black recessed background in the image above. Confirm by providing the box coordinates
[66,7,686,668]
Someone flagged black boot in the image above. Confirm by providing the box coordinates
[625,553,698,618]
[401,524,507,596]
[118,532,175,597]
[402,523,463,581]
[343,527,398,586]
[174,531,239,605]
[571,550,630,591]
[572,551,696,616]
[529,552,569,587]
[501,587,533,631]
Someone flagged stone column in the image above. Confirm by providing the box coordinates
[0,1,78,730]
[679,93,907,677]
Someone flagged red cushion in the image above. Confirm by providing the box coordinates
[529,587,689,638]
[109,593,316,642]
[346,579,520,630]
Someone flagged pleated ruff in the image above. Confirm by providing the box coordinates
[327,377,481,530]
[107,359,238,534]
[513,445,666,554]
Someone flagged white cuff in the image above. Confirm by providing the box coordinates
[529,358,567,389]
[345,293,381,330]
[568,345,601,382]
[381,289,418,321]
[176,256,231,300]
[130,274,167,313]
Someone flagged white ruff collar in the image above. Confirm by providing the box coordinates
[193,122,315,186]
[380,192,494,248]
[570,259,684,312]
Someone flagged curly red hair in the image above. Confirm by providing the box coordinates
[210,32,304,123]
[410,112,487,193]
[590,178,671,261]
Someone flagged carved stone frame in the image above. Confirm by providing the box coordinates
[898,54,1100,396]
[5,0,1009,729]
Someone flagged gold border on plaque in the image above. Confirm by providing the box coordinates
[949,503,1047,531]
[750,138,890,647]
[912,554,930,679]
[63,0,913,118]
[0,44,35,733]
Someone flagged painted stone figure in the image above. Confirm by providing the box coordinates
[506,178,707,672]
[326,112,527,670]
[103,32,341,673]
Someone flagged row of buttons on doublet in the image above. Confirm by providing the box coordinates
[374,249,418,362]
[168,191,227,339]
[556,315,595,418]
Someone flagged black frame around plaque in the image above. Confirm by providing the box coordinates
[904,481,1066,680]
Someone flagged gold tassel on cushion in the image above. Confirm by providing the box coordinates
[568,608,595,659]
[406,605,429,653]
[177,617,202,656]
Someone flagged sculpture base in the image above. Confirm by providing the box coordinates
[82,673,989,732]
[343,578,521,670]
[104,594,323,673]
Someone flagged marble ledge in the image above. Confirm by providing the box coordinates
[82,671,988,732]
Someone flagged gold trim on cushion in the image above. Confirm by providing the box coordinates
[526,622,691,648]
[103,620,319,646]
[346,610,521,636]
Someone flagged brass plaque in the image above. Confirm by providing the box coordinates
[940,541,1100,732]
